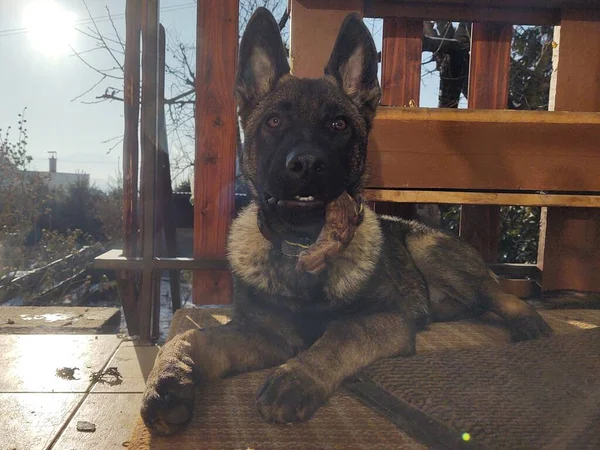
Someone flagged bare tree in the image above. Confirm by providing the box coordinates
[71,0,289,186]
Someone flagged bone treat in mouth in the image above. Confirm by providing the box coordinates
[296,191,362,275]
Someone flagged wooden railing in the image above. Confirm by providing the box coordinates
[95,0,600,342]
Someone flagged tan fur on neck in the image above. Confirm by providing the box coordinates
[227,203,383,301]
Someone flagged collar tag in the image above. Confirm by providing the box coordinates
[281,239,312,258]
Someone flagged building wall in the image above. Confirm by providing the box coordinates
[45,172,90,190]
[20,171,90,190]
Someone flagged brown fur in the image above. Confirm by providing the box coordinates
[227,203,382,300]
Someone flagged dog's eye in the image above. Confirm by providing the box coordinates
[331,117,347,131]
[266,114,281,128]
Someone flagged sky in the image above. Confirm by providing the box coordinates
[0,0,445,191]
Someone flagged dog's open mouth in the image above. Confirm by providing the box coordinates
[265,194,326,211]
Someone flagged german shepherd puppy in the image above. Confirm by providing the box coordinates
[141,8,553,435]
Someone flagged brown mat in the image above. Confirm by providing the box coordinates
[353,327,600,450]
[128,307,600,449]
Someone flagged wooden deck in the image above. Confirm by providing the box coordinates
[0,334,157,449]
[2,305,599,449]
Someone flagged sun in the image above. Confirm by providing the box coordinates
[23,0,76,56]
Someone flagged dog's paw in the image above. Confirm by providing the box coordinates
[140,356,196,435]
[256,364,328,424]
[509,311,553,342]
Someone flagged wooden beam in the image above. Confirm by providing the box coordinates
[489,263,541,280]
[381,18,422,107]
[94,250,228,271]
[290,0,363,78]
[365,1,559,25]
[459,23,512,262]
[365,190,600,207]
[123,0,141,259]
[365,107,600,192]
[139,0,160,343]
[374,17,422,218]
[363,0,600,10]
[120,0,142,337]
[193,0,238,305]
[540,9,600,293]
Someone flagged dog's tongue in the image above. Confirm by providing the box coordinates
[295,191,362,275]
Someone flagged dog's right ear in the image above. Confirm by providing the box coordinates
[236,8,290,114]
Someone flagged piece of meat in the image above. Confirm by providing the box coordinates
[296,192,361,275]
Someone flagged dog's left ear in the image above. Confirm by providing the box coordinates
[236,8,290,115]
[325,13,381,118]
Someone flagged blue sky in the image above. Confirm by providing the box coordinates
[0,1,444,191]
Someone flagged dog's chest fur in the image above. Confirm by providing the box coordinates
[227,203,383,302]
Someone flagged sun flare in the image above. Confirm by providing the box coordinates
[23,0,76,56]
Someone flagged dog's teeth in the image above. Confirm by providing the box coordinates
[295,196,315,202]
[268,197,276,204]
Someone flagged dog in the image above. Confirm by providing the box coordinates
[140,8,553,435]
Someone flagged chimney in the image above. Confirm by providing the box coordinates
[48,151,57,173]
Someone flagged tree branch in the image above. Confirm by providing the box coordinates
[278,8,289,30]
[69,45,123,80]
[81,0,124,72]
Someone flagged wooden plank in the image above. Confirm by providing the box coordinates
[123,0,141,258]
[365,1,559,25]
[365,190,600,207]
[465,23,512,110]
[92,342,158,393]
[94,250,228,270]
[193,0,238,305]
[0,307,121,334]
[365,107,600,192]
[489,263,542,280]
[381,18,422,107]
[362,0,600,9]
[459,23,512,262]
[374,17,422,218]
[540,9,600,293]
[543,208,600,292]
[0,335,122,392]
[119,0,143,342]
[52,393,144,450]
[497,278,540,299]
[0,393,82,450]
[290,0,363,78]
[138,0,160,343]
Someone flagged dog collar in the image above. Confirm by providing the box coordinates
[257,210,312,258]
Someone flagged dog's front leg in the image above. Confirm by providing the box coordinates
[141,322,295,435]
[257,312,416,423]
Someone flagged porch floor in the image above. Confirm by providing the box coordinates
[2,306,599,449]
[0,333,158,450]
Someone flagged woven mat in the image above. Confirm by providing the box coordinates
[128,307,600,449]
[353,327,600,450]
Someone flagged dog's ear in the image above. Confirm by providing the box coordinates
[236,8,290,113]
[325,13,381,117]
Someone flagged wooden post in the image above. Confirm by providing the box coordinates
[156,24,182,315]
[374,17,422,219]
[459,22,512,262]
[289,0,363,78]
[381,18,422,108]
[193,0,239,305]
[118,0,142,336]
[138,0,160,343]
[540,9,600,293]
[123,0,141,260]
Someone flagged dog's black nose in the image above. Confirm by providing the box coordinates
[285,149,327,178]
